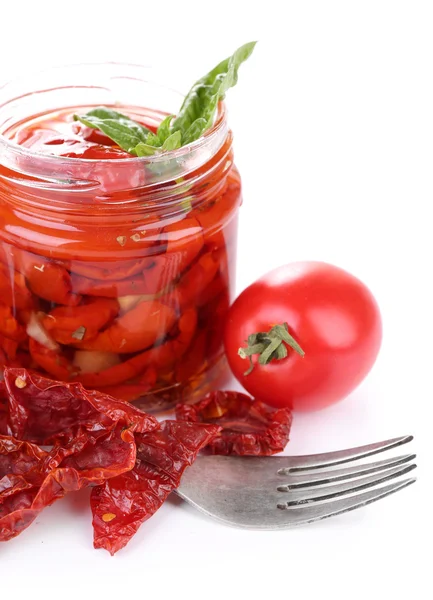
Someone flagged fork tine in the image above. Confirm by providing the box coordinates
[275,478,416,526]
[286,435,413,472]
[277,463,417,507]
[277,453,416,490]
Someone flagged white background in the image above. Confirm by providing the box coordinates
[0,1,430,598]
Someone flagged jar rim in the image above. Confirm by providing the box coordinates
[0,61,228,167]
[0,61,227,164]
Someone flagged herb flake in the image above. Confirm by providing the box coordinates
[71,326,86,341]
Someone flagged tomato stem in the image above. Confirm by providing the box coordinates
[238,322,304,375]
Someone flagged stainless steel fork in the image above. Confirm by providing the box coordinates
[175,435,416,528]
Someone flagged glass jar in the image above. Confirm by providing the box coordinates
[0,64,241,412]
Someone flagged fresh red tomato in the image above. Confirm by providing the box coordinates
[224,262,382,412]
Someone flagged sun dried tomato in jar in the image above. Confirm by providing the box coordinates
[0,64,241,411]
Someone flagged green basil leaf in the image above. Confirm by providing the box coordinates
[145,131,161,146]
[156,114,174,144]
[218,41,256,96]
[74,107,152,153]
[134,143,158,156]
[171,41,256,142]
[182,118,207,145]
[161,130,182,151]
[134,130,181,155]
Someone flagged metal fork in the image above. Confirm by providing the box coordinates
[175,435,416,528]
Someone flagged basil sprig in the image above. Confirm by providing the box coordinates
[73,107,153,153]
[170,41,256,140]
[73,41,256,156]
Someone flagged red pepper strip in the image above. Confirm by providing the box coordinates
[200,291,230,359]
[69,252,188,299]
[146,308,198,369]
[29,338,129,385]
[0,350,32,370]
[69,220,202,298]
[174,330,207,383]
[16,309,34,326]
[0,334,18,361]
[0,304,27,342]
[43,298,120,346]
[91,420,221,555]
[163,217,204,273]
[73,308,197,388]
[0,263,34,310]
[28,339,73,381]
[192,181,241,246]
[176,391,293,456]
[198,286,230,321]
[1,358,31,371]
[0,245,49,274]
[70,355,139,388]
[96,377,156,403]
[164,252,220,311]
[79,220,202,303]
[95,366,157,402]
[27,263,81,306]
[80,367,158,401]
[74,300,177,354]
[13,351,33,369]
[2,367,158,444]
[195,273,227,308]
[0,247,80,307]
[70,269,167,298]
[67,256,160,281]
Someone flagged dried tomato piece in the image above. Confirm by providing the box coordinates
[0,434,51,541]
[0,431,123,542]
[91,420,220,555]
[0,435,46,495]
[2,367,158,444]
[1,487,42,542]
[0,368,162,542]
[0,382,8,436]
[175,391,293,456]
[0,427,146,542]
[43,424,140,490]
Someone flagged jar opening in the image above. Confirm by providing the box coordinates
[0,63,229,193]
